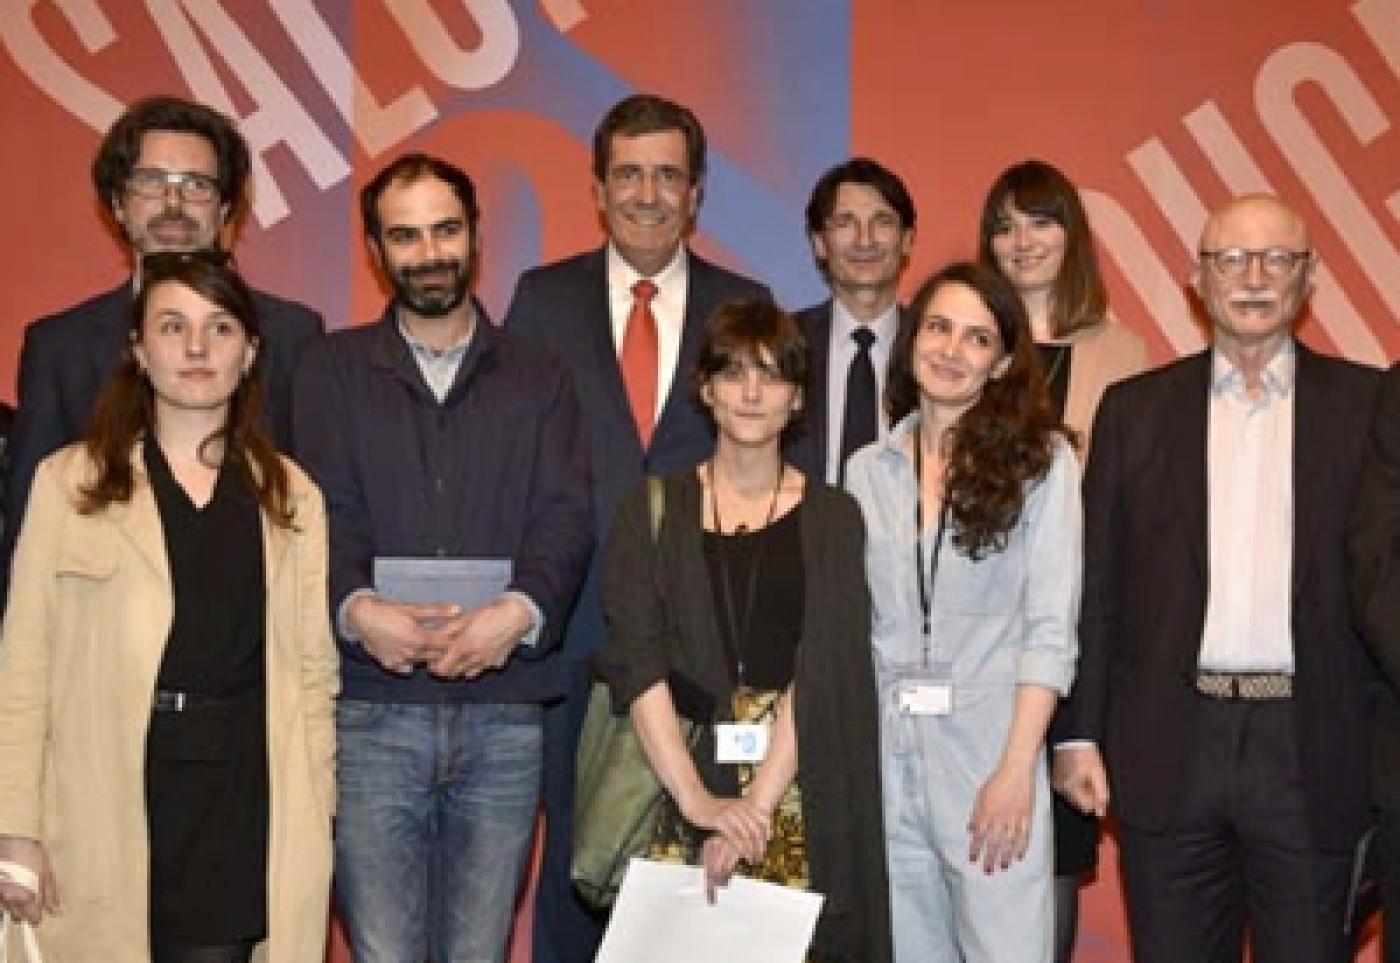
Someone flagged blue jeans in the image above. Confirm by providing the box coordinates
[334,700,543,963]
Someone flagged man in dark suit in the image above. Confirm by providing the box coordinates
[1054,195,1379,962]
[504,93,771,963]
[1349,361,1400,960]
[790,157,914,484]
[3,96,322,594]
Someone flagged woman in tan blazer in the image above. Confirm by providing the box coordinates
[0,252,337,962]
[979,159,1148,963]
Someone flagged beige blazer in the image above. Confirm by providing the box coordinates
[0,444,338,962]
[1060,319,1150,459]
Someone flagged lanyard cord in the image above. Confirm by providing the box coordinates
[709,461,784,686]
[914,426,950,668]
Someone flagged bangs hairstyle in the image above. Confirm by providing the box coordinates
[691,299,807,440]
[977,159,1107,339]
[887,262,1072,559]
[79,251,294,528]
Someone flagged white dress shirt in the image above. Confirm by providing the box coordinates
[1198,341,1296,673]
[824,299,899,485]
[606,243,689,423]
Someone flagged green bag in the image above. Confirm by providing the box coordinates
[571,477,696,911]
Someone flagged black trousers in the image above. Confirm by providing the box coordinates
[1117,697,1353,963]
[1377,807,1400,961]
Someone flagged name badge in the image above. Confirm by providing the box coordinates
[715,722,770,763]
[893,662,954,716]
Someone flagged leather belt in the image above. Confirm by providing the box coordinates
[151,689,243,713]
[1194,670,1293,701]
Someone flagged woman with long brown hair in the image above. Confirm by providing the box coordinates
[978,159,1147,961]
[0,252,336,962]
[847,261,1081,961]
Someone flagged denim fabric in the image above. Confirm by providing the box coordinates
[333,700,543,963]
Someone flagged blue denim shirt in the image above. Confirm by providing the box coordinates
[845,412,1081,700]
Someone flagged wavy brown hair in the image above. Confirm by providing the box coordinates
[977,159,1107,339]
[886,262,1073,559]
[79,252,294,527]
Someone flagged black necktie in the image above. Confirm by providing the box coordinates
[839,327,878,483]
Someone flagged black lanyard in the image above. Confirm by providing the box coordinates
[914,428,949,668]
[709,464,782,687]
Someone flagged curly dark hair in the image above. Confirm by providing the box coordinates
[886,261,1073,559]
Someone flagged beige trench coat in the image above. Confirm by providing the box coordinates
[0,444,338,962]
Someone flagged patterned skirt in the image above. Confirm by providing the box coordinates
[648,688,809,889]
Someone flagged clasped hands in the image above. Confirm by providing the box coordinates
[348,593,533,679]
[679,788,774,903]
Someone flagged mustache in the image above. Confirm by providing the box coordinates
[149,212,199,231]
[402,258,463,280]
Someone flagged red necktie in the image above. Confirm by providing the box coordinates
[621,278,659,448]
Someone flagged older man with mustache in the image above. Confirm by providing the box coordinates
[1053,195,1381,963]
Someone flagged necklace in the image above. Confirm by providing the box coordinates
[708,460,784,534]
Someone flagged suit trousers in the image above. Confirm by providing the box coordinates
[1117,697,1352,963]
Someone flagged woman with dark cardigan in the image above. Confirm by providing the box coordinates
[596,299,890,961]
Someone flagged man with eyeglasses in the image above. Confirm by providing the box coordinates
[789,158,915,484]
[2,95,322,601]
[504,93,770,963]
[1053,194,1379,962]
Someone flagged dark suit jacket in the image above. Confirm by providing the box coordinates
[503,246,770,662]
[1349,361,1400,810]
[1057,345,1380,854]
[3,282,323,600]
[788,299,907,483]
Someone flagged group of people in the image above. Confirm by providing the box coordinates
[0,86,1395,963]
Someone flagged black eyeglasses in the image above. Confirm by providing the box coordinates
[1198,247,1311,279]
[126,167,221,204]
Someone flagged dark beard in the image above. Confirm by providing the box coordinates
[392,258,469,317]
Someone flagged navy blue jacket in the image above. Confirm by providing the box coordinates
[291,304,593,703]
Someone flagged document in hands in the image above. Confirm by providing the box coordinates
[596,858,823,963]
[372,557,512,614]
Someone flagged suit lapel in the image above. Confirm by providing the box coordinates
[805,302,834,476]
[90,284,134,387]
[108,449,172,588]
[1169,352,1212,584]
[582,249,644,454]
[654,251,709,447]
[1291,345,1324,599]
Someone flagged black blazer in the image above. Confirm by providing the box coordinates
[3,282,323,599]
[503,247,770,662]
[597,473,891,962]
[1057,345,1380,854]
[1349,362,1400,810]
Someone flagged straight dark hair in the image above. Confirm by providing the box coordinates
[592,94,706,184]
[80,252,294,527]
[887,262,1072,558]
[360,152,480,243]
[977,160,1107,338]
[692,299,807,443]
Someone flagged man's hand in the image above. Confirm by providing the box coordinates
[0,835,58,925]
[1052,744,1111,819]
[425,594,534,679]
[347,594,459,674]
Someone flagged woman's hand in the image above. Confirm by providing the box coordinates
[968,761,1035,874]
[0,835,59,924]
[701,834,744,904]
[679,789,771,864]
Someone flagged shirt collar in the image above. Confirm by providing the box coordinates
[395,306,476,361]
[606,242,687,295]
[876,410,922,464]
[832,297,900,346]
[1210,338,1296,399]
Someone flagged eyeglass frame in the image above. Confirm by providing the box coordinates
[1197,246,1313,279]
[125,167,222,204]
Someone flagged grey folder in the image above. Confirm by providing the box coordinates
[372,557,513,611]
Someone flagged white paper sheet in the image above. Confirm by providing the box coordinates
[596,858,823,963]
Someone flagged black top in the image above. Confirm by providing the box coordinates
[143,438,269,944]
[702,503,805,691]
[1038,343,1073,420]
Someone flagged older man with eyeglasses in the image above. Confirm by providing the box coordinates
[1052,194,1381,962]
[0,95,323,604]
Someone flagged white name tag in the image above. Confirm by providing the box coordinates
[715,722,770,763]
[896,680,952,716]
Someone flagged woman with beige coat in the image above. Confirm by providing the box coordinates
[0,252,337,962]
